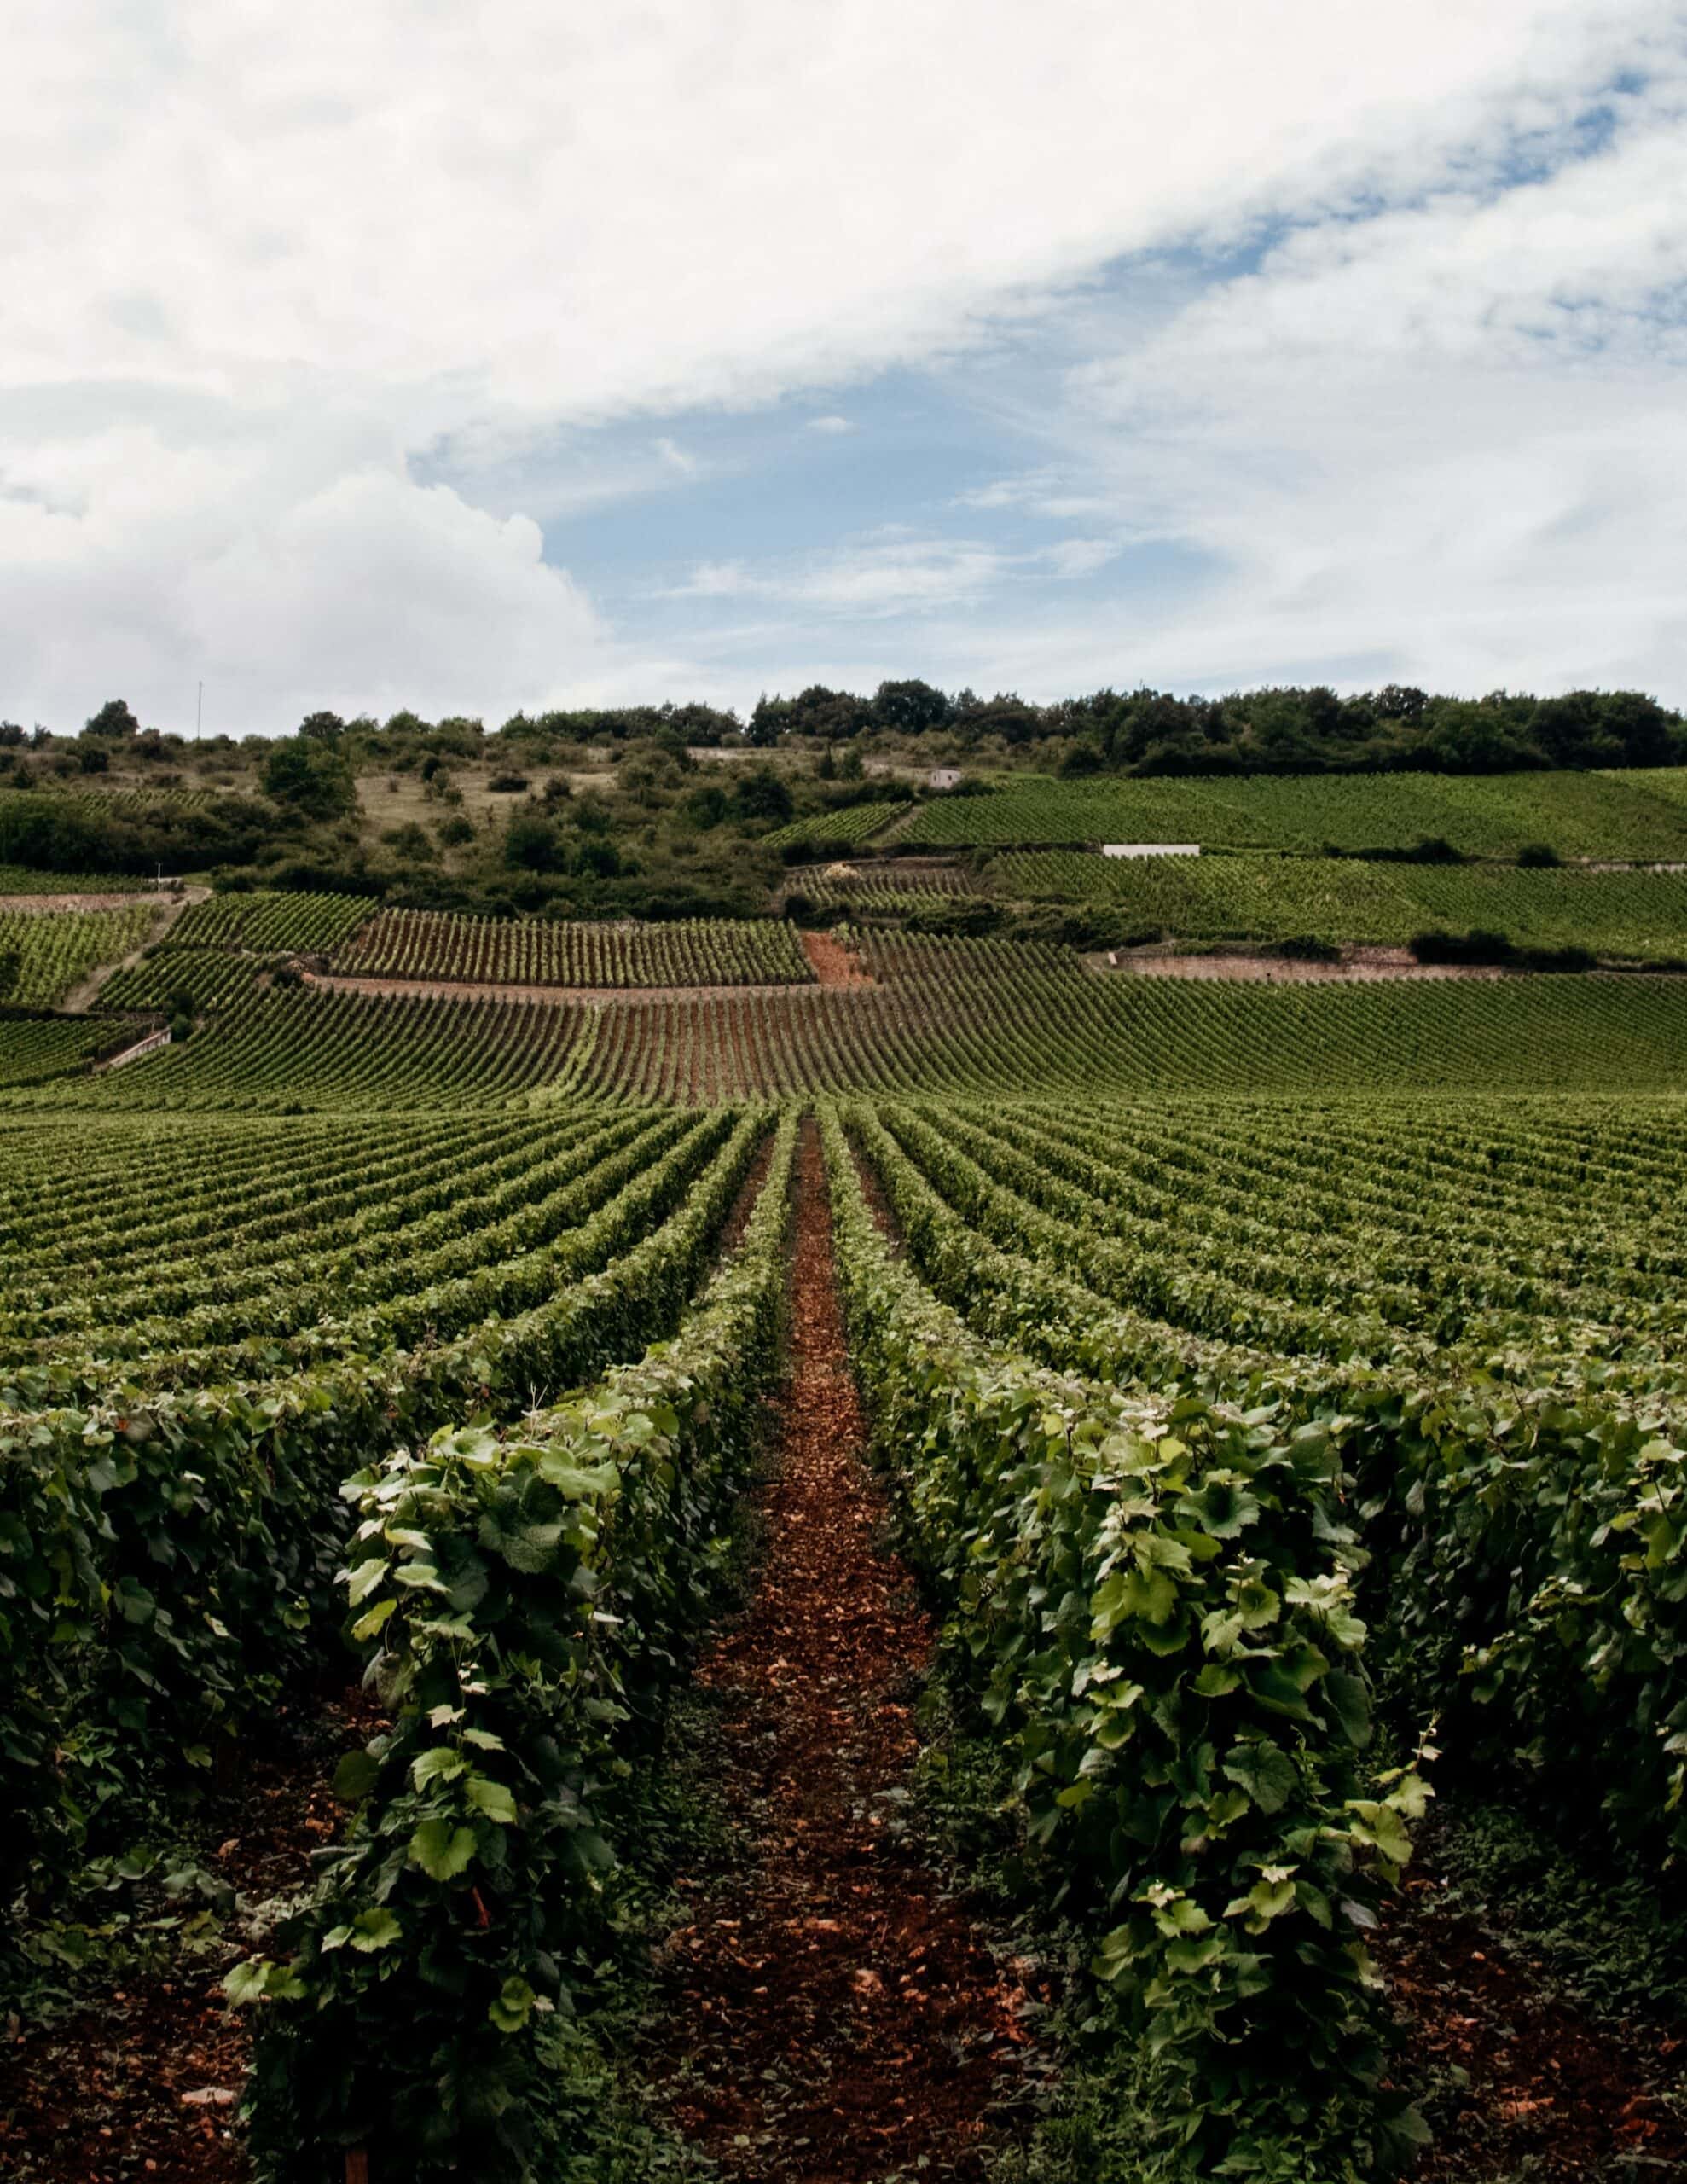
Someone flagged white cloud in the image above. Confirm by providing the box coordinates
[1030,537,1121,580]
[670,525,1125,618]
[9,2,1661,415]
[673,537,1009,615]
[1024,98,1687,696]
[0,409,603,732]
[3,2,1686,719]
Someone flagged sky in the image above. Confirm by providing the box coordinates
[3,1,1686,735]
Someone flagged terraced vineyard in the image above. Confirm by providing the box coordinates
[894,766,1687,859]
[333,906,813,985]
[762,798,910,851]
[165,890,375,954]
[0,866,153,895]
[98,944,274,1014]
[4,914,1686,2184]
[9,932,1687,1109]
[0,903,157,1005]
[789,861,981,917]
[0,1009,139,1087]
[997,849,1687,959]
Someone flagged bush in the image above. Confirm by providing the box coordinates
[1522,942,1597,972]
[903,900,1003,938]
[730,767,794,825]
[83,699,140,740]
[262,737,357,821]
[1409,928,1596,972]
[504,811,561,874]
[1272,934,1342,962]
[1409,927,1514,966]
[487,770,529,793]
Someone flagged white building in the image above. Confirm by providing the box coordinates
[928,766,963,790]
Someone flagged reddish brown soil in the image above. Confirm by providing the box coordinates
[1099,945,1514,983]
[1380,1875,1687,2178]
[717,1126,779,1256]
[645,1125,1028,2179]
[800,931,875,987]
[0,1685,380,2184]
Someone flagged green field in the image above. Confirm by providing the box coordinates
[995,850,1687,960]
[892,766,1687,858]
[4,913,1685,2181]
[10,935,1687,1108]
[0,903,157,1006]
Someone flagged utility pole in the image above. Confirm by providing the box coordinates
[196,682,203,741]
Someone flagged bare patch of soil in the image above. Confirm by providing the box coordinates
[1095,945,1515,983]
[800,932,875,987]
[1380,1874,1687,2178]
[645,1124,1028,2180]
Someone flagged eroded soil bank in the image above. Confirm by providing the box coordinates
[645,1123,1029,2180]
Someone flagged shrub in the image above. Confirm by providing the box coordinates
[1409,927,1514,966]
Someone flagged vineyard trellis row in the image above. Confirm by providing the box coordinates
[891,764,1687,859]
[993,849,1687,960]
[333,907,813,986]
[0,903,157,1006]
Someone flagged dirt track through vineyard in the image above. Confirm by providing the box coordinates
[646,1124,1029,2179]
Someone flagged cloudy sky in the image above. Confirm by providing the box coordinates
[5,1,1686,734]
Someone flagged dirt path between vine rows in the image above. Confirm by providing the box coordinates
[59,887,209,1014]
[645,1124,1031,2180]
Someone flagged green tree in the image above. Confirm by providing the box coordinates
[504,810,562,872]
[83,698,140,739]
[731,766,794,824]
[872,678,951,736]
[298,710,346,741]
[261,735,357,818]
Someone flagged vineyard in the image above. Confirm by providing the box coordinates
[0,903,158,1006]
[762,798,910,851]
[7,935,1687,1111]
[0,866,153,895]
[788,860,982,917]
[996,849,1687,960]
[333,907,814,986]
[0,1009,136,1087]
[890,765,1687,858]
[99,945,275,1014]
[165,891,376,955]
[3,909,1686,2183]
